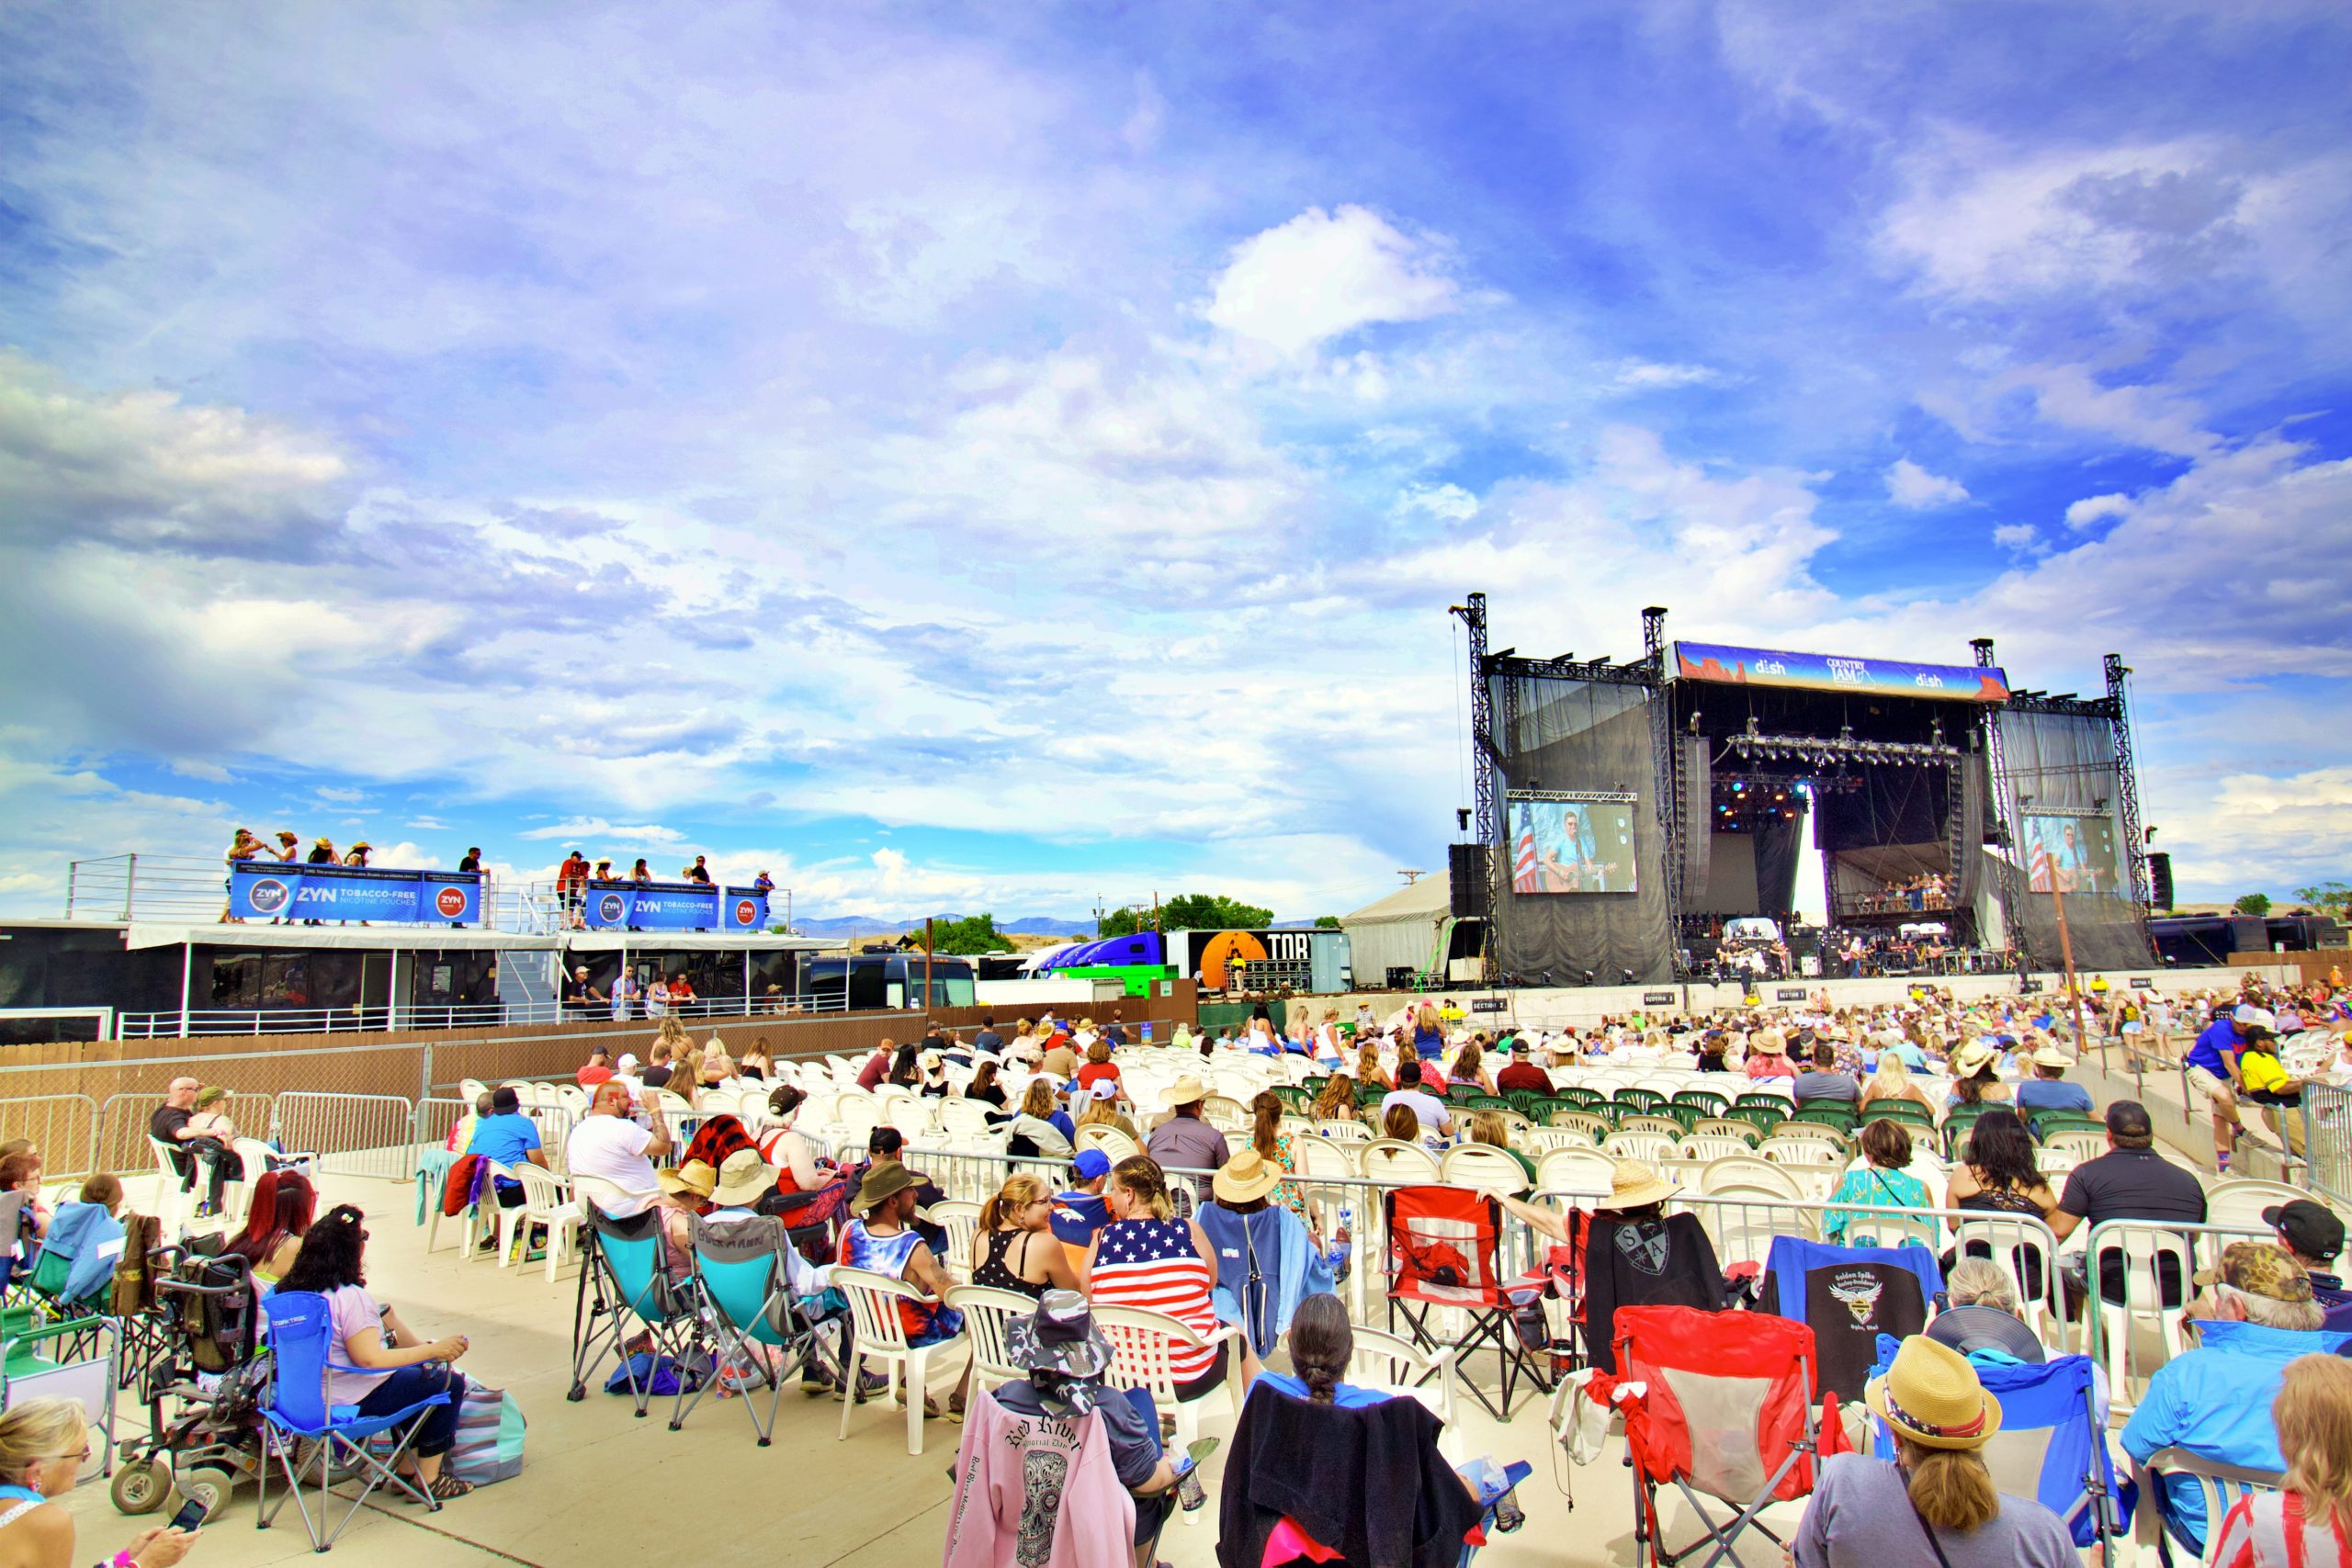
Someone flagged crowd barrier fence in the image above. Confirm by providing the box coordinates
[2300,1082,2350,1207]
[270,1091,418,1180]
[0,1094,101,1179]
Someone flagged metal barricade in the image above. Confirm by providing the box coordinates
[271,1091,419,1180]
[0,1094,100,1179]
[90,1091,275,1179]
[2301,1081,2350,1205]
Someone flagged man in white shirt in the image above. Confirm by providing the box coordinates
[565,1080,673,1213]
[1379,1061,1453,1136]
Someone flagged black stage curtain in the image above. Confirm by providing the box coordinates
[1679,734,1713,897]
[1754,807,1808,914]
[1489,674,1676,985]
[1952,754,1987,911]
[1994,710,2151,970]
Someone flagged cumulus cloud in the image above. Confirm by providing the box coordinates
[1991,523,2043,554]
[516,818,688,845]
[1885,457,1970,509]
[1205,206,1460,358]
[1610,360,1733,390]
[2064,492,2132,529]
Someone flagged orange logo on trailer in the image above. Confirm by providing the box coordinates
[1198,931,1267,989]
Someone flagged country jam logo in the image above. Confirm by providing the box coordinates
[435,886,469,918]
[1826,657,1870,686]
[596,893,627,924]
[734,898,757,927]
[246,878,292,915]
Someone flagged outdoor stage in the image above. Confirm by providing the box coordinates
[1450,596,2157,987]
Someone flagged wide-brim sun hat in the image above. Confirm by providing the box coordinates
[1006,1289,1114,1381]
[854,1160,918,1213]
[1597,1158,1678,1211]
[1926,1305,2046,1364]
[1951,1039,1998,1076]
[1866,1335,2003,1450]
[1213,1150,1284,1204]
[1167,1076,1206,1105]
[2030,1046,2074,1070]
[711,1148,775,1207]
[657,1158,718,1199]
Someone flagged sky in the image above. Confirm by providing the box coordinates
[2,0,2348,925]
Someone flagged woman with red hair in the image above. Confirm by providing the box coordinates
[222,1168,317,1285]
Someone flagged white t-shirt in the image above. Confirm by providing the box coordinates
[566,1115,659,1212]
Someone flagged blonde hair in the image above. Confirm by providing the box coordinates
[1356,1043,1383,1082]
[1899,1439,1999,1533]
[0,1397,86,1486]
[979,1172,1052,1233]
[1415,1003,1442,1034]
[1074,1095,1121,1131]
[1944,1258,2019,1314]
[1873,1052,1914,1094]
[1312,1076,1355,1119]
[1108,1156,1174,1222]
[1021,1079,1058,1118]
[1468,1110,1510,1149]
[656,1015,689,1049]
[2278,1355,2352,1533]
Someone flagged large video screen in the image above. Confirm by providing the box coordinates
[1509,796,1639,894]
[2023,813,2120,896]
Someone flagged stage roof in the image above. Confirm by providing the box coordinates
[1672,640,2009,703]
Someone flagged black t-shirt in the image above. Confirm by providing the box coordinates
[458,854,481,874]
[2059,1145,2207,1304]
[639,1065,673,1089]
[151,1106,191,1144]
[684,865,711,884]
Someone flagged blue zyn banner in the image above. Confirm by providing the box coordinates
[582,880,769,931]
[229,862,481,922]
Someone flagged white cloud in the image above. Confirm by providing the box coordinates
[1396,482,1479,523]
[1991,523,2043,554]
[1609,360,1732,390]
[1884,457,1970,509]
[515,818,687,845]
[2064,492,2132,529]
[1204,206,1460,358]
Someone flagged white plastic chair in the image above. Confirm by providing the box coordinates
[1348,1323,1459,1447]
[1534,1146,1619,1201]
[1095,1303,1246,1463]
[1677,1132,1757,1164]
[1697,1156,1804,1199]
[1074,1125,1140,1163]
[941,1283,1035,1397]
[921,1201,983,1284]
[2038,1129,2108,1167]
[1315,1120,1372,1143]
[1602,1130,1674,1164]
[1438,1144,1529,1195]
[831,1267,967,1455]
[146,1137,188,1234]
[2093,1225,2196,1413]
[492,1162,582,1282]
[1358,1139,1442,1187]
[2203,1178,2307,1235]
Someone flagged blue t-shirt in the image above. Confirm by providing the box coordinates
[466,1112,542,1179]
[1252,1371,1396,1408]
[1049,1190,1111,1247]
[2014,1079,2094,1120]
[2183,1019,2238,1077]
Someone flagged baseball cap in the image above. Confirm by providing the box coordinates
[1069,1149,1112,1181]
[1089,1079,1120,1100]
[2193,1240,2315,1303]
[2264,1200,2346,1264]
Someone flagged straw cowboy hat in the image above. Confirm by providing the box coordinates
[1866,1335,2003,1450]
[2030,1045,2075,1071]
[711,1148,776,1208]
[1597,1158,1677,1212]
[656,1158,718,1200]
[1167,1076,1207,1106]
[1747,1028,1788,1056]
[1213,1150,1285,1205]
[1951,1039,1999,1077]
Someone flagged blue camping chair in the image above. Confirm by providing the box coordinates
[567,1200,697,1419]
[255,1291,452,1551]
[670,1213,830,1443]
[1866,1334,2125,1554]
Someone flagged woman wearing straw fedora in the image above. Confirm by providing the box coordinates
[1794,1335,2074,1568]
[1499,1158,1724,1375]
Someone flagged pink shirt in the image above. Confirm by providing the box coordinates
[322,1284,393,1406]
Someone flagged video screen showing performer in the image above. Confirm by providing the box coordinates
[1509,797,1639,894]
[2023,813,2119,896]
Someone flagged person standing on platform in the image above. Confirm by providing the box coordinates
[683,855,713,885]
[608,967,638,1022]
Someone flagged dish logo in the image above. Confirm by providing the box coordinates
[734,898,757,927]
[596,893,627,924]
[434,886,469,919]
[246,878,291,915]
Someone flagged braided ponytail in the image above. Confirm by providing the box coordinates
[1286,1292,1352,1405]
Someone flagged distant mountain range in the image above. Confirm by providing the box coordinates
[786,913,1097,940]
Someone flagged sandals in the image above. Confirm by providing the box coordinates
[426,1473,474,1502]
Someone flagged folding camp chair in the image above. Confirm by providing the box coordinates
[1384,1184,1548,1419]
[566,1203,698,1418]
[1863,1335,2122,1553]
[254,1291,450,1550]
[1602,1305,1830,1568]
[669,1213,831,1444]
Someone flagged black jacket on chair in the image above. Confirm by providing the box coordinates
[1216,1384,1482,1568]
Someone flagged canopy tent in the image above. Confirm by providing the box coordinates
[1340,876,1453,987]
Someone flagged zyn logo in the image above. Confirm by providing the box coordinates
[596,893,626,924]
[734,898,756,926]
[247,878,291,915]
[434,886,469,918]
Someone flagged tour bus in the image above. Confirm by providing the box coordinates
[797,952,977,1010]
[1030,932,1179,996]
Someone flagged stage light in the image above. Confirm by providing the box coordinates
[1581,969,1598,986]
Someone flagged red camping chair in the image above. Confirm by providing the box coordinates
[1384,1184,1550,1419]
[1598,1304,1843,1568]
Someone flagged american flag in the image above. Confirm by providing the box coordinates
[1091,1220,1219,1381]
[1514,827,1539,891]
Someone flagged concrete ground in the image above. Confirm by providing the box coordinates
[58,1172,1739,1568]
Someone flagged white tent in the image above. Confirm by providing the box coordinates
[1340,877,1453,989]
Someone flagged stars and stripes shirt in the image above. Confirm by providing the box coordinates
[1090,1217,1218,1382]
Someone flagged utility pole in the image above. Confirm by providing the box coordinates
[2052,879,2098,1068]
[924,916,936,1022]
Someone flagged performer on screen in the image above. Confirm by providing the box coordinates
[1532,803,1599,892]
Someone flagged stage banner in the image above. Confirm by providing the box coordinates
[582,880,769,931]
[1673,641,2010,702]
[230,862,481,923]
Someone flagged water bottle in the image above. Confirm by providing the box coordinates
[1328,1206,1353,1280]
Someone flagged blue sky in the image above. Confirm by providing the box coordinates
[2,0,2348,922]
